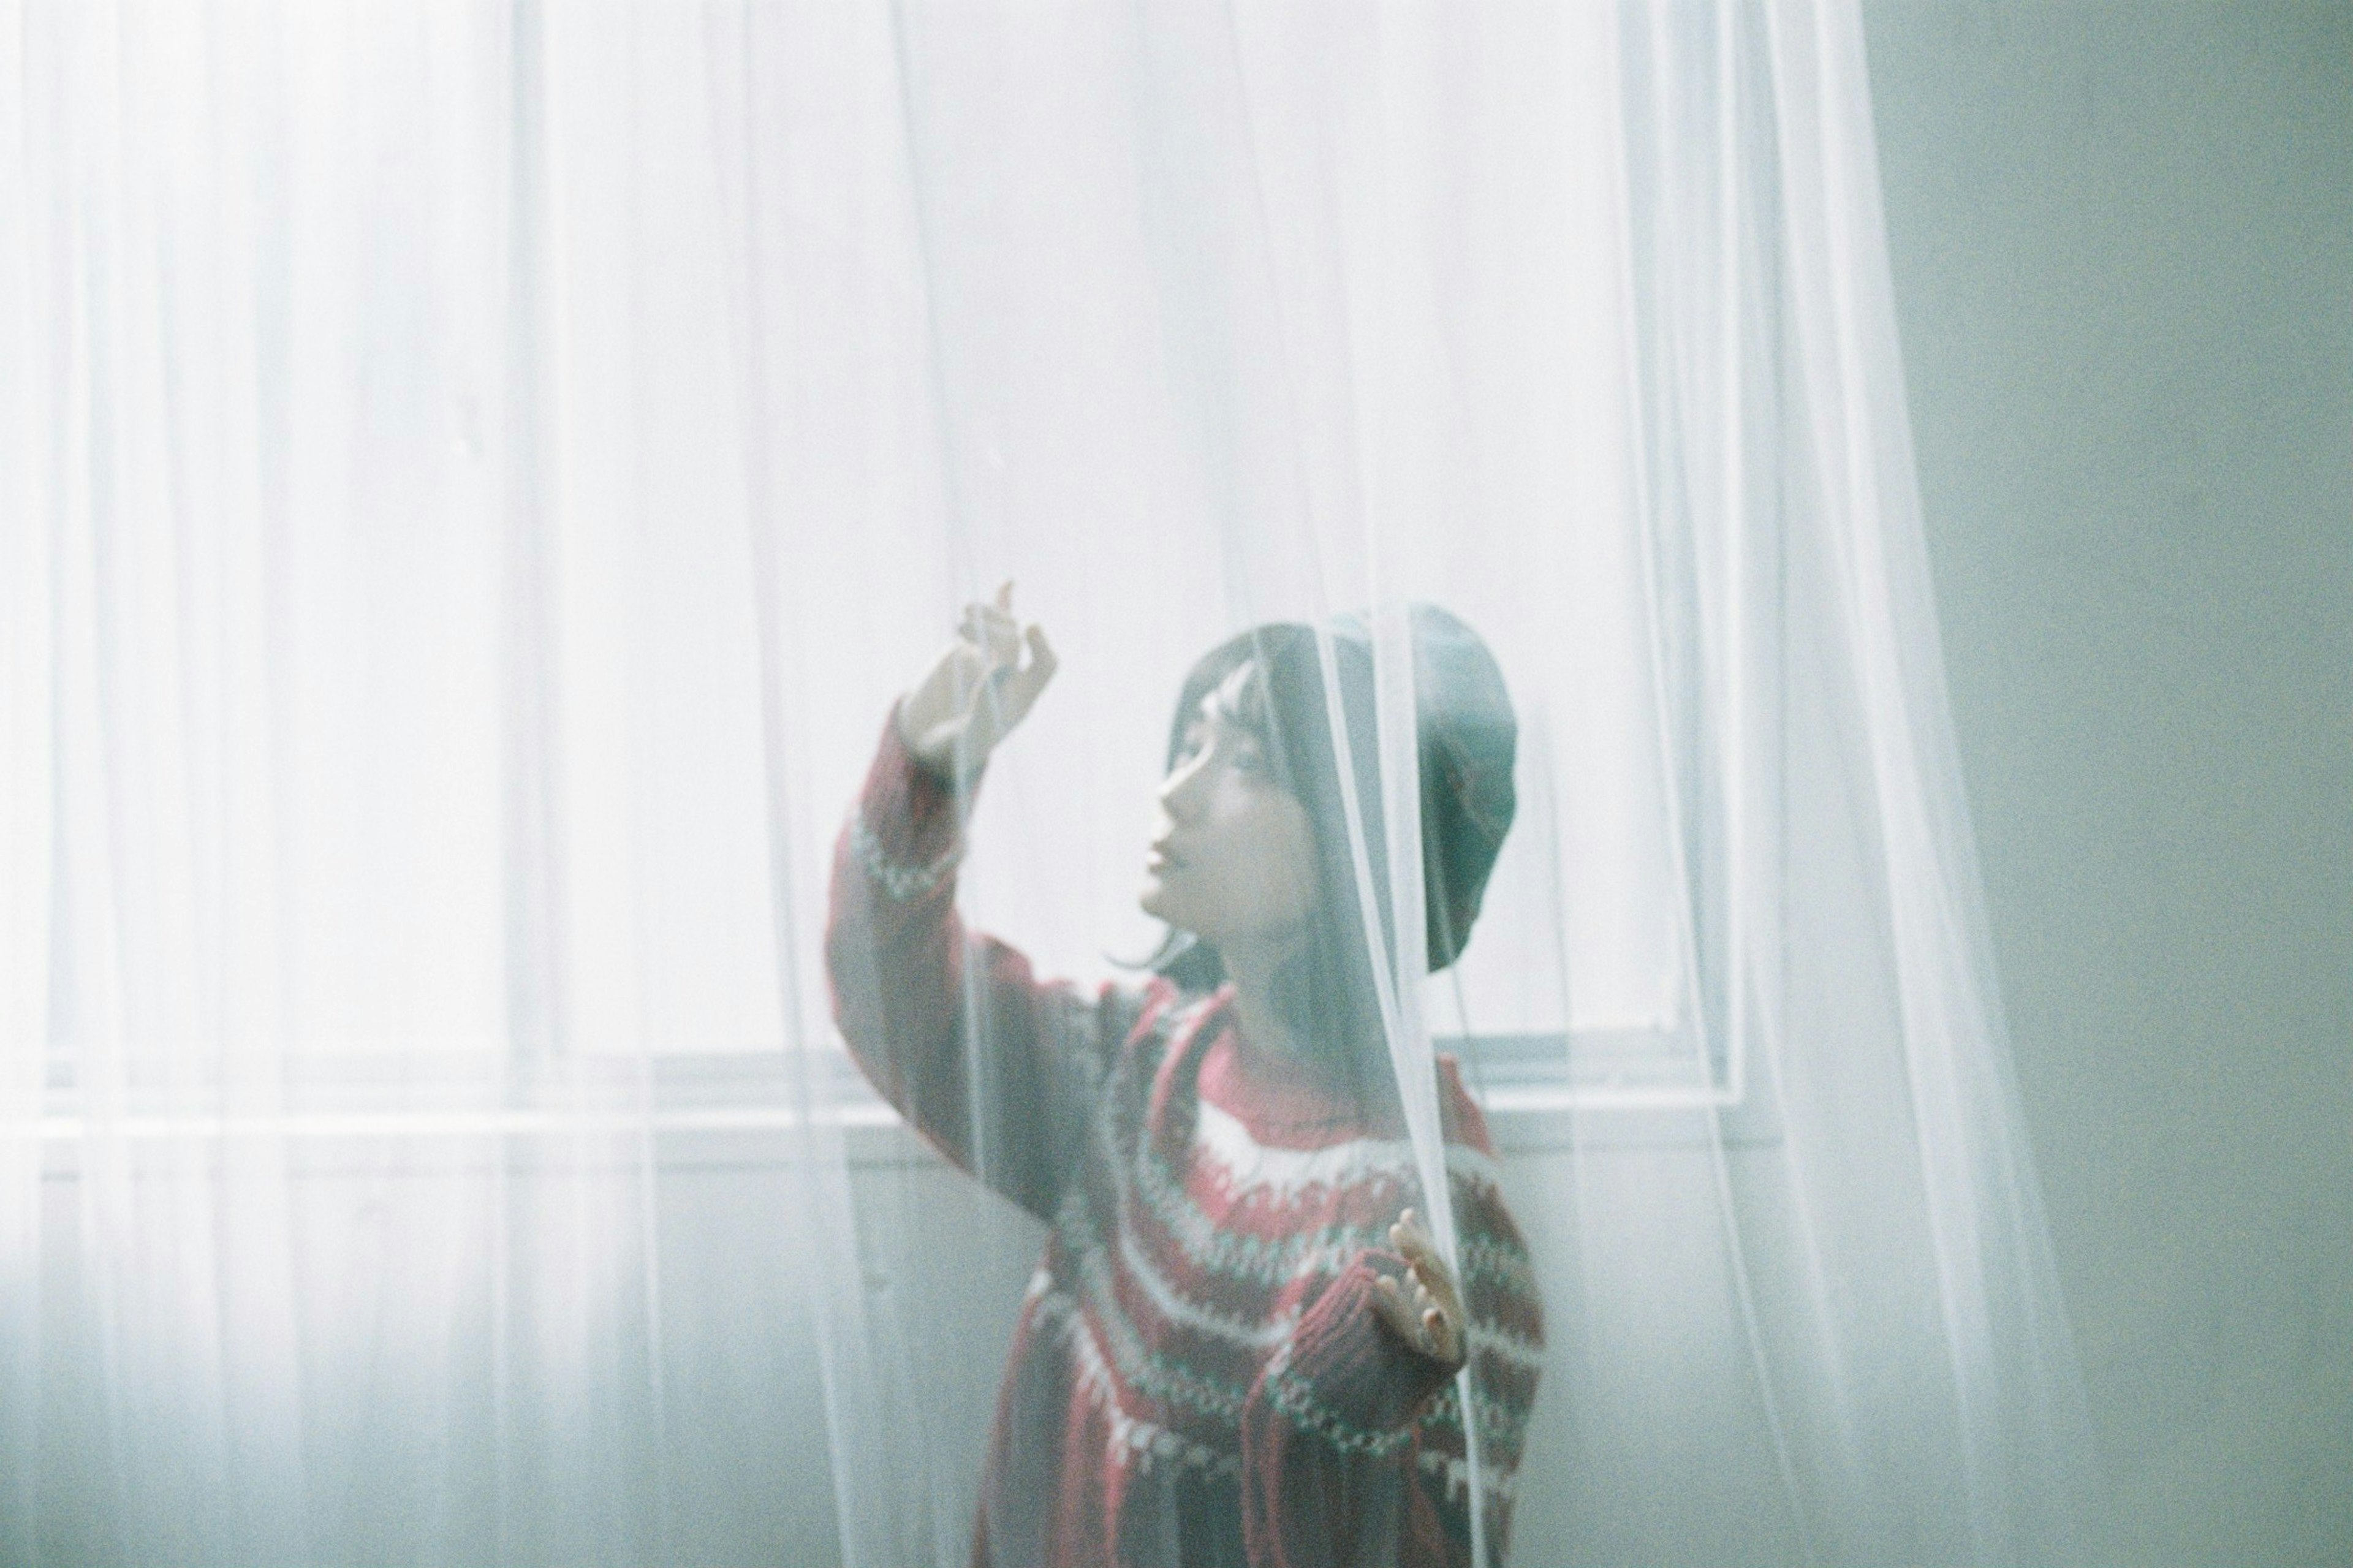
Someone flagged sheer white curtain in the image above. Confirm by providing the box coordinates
[3,1,2092,1565]
[6,4,834,1562]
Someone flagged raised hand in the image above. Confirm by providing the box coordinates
[1369,1208,1467,1369]
[896,581,1059,781]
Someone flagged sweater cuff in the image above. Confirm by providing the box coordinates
[850,706,969,900]
[1256,1256,1459,1461]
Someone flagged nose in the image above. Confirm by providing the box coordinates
[1157,746,1211,819]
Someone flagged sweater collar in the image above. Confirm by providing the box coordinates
[1192,985,1391,1146]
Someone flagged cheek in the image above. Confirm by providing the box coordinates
[1229,798,1320,928]
[1153,778,1324,939]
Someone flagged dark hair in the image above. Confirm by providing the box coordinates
[1145,608,1517,1090]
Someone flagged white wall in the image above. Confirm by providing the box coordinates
[1862,4,2353,1565]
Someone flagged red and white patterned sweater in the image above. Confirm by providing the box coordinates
[825,718,1544,1568]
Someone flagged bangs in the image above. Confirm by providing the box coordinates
[1163,624,1317,776]
[1202,657,1276,746]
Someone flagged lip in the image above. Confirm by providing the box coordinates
[1145,841,1185,873]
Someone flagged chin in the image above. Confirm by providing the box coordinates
[1139,877,1189,930]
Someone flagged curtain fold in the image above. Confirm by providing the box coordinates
[1,2,2094,1564]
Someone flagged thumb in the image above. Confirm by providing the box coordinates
[1007,624,1058,711]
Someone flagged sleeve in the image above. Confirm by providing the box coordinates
[823,708,1145,1224]
[1237,1256,1461,1568]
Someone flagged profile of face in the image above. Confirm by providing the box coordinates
[1139,662,1319,953]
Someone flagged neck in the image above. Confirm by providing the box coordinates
[1215,930,1313,1067]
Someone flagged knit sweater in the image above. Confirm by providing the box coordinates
[825,717,1544,1568]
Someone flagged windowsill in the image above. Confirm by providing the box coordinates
[17,1034,1778,1170]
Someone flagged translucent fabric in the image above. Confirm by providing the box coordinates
[2,1,2093,1566]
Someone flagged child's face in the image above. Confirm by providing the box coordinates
[1139,664,1318,950]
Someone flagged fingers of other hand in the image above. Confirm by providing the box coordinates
[1389,1208,1431,1260]
[1389,1209,1465,1314]
[1370,1275,1422,1352]
[1382,1209,1465,1364]
[1371,1273,1421,1349]
[1373,1270,1458,1364]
